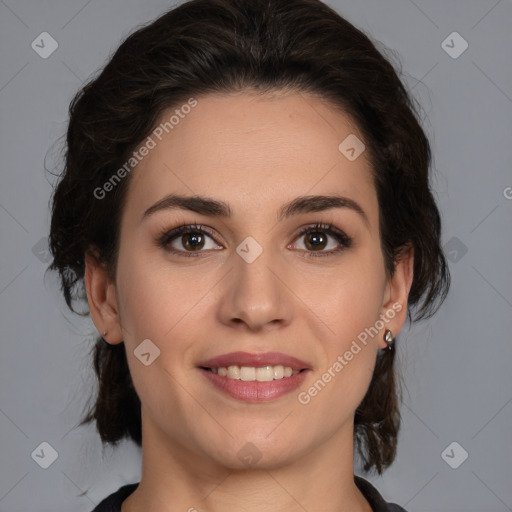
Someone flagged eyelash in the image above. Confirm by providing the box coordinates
[156,222,352,259]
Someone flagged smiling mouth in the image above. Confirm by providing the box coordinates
[200,365,306,382]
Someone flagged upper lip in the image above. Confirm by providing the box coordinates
[199,351,311,371]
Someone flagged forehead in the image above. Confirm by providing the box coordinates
[123,90,377,225]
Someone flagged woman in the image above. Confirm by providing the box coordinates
[48,0,450,510]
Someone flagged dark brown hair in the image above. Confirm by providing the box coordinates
[48,0,450,475]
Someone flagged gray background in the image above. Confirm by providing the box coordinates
[0,0,511,511]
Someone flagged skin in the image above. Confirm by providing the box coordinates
[85,89,414,512]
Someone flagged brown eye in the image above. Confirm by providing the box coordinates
[180,232,206,251]
[292,223,352,257]
[157,224,222,257]
[303,231,328,251]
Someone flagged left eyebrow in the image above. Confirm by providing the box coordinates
[142,193,369,228]
[277,194,369,228]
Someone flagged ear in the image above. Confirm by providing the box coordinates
[84,249,123,345]
[379,243,414,349]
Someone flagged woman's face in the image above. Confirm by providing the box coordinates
[89,90,411,470]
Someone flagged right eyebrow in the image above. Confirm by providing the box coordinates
[142,194,232,220]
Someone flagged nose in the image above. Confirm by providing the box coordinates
[216,246,293,332]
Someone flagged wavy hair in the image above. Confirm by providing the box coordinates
[48,0,450,474]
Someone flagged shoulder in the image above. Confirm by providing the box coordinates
[90,483,139,512]
[355,475,409,512]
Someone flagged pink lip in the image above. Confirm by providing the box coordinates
[198,351,311,371]
[199,367,310,402]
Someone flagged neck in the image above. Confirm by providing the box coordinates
[122,415,372,512]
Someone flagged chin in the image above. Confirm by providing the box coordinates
[201,430,307,471]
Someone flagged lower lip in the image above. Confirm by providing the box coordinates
[199,368,309,402]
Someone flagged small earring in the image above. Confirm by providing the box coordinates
[102,330,108,337]
[384,329,394,350]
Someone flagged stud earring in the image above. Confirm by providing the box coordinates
[384,329,394,350]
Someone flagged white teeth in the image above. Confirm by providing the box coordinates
[211,365,300,381]
[273,365,284,379]
[227,365,240,379]
[240,366,256,381]
[257,366,274,382]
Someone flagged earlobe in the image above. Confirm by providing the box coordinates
[379,244,414,349]
[84,249,123,344]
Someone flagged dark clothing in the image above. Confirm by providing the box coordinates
[91,476,408,511]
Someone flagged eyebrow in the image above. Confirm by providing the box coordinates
[142,193,369,228]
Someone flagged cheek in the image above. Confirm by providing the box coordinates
[302,254,384,403]
[314,254,386,336]
[115,240,198,340]
[114,244,206,392]
[114,248,201,423]
[301,303,379,424]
